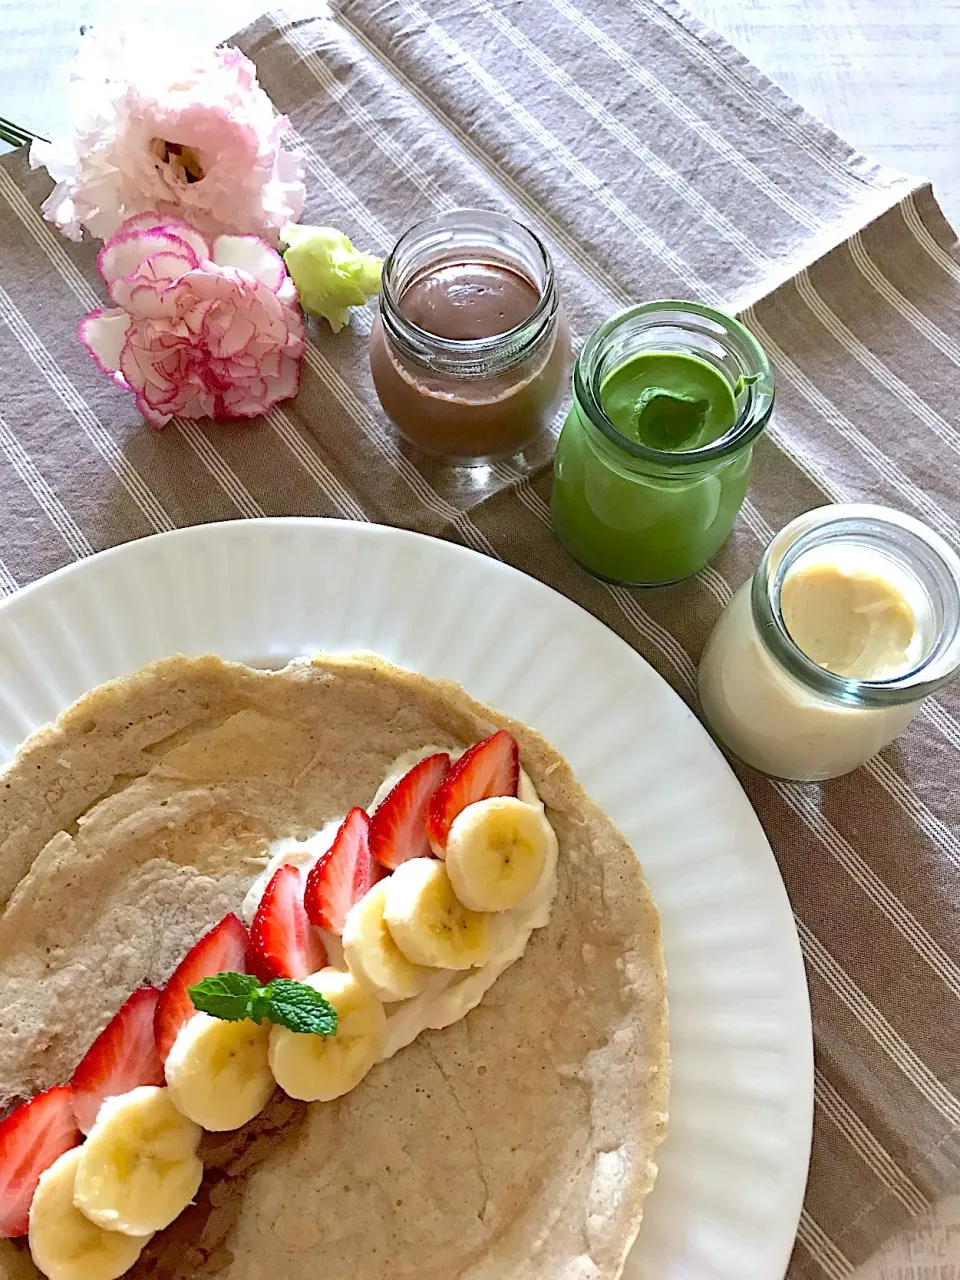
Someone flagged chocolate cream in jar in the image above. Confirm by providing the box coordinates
[370,209,570,465]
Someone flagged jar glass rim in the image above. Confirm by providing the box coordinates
[573,300,775,466]
[380,208,557,362]
[752,508,960,708]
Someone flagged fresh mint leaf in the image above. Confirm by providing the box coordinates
[733,372,761,395]
[247,988,276,1026]
[188,971,260,1021]
[264,979,339,1036]
[187,971,338,1037]
[634,386,709,450]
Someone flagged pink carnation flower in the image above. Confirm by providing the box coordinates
[79,214,305,428]
[30,28,304,245]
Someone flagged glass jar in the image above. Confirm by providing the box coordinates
[551,301,774,585]
[698,505,960,781]
[369,209,570,464]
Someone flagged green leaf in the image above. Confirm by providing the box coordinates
[247,989,275,1026]
[186,971,339,1037]
[634,386,710,450]
[264,979,339,1037]
[733,372,761,395]
[188,971,260,1021]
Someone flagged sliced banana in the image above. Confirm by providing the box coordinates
[342,880,431,1002]
[73,1086,203,1237]
[268,969,387,1103]
[165,1013,275,1132]
[383,857,493,970]
[445,796,551,912]
[29,1146,151,1280]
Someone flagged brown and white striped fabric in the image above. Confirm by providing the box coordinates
[1,2,959,1275]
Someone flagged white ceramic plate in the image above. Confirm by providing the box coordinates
[0,518,811,1280]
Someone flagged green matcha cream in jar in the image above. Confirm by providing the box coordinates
[552,301,774,585]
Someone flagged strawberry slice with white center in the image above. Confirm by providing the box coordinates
[426,731,520,857]
[155,913,250,1063]
[250,863,328,982]
[0,1085,80,1237]
[71,986,164,1134]
[304,807,384,935]
[369,752,451,870]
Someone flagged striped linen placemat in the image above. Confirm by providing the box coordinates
[1,2,959,1276]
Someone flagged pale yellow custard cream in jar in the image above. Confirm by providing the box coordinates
[698,505,960,780]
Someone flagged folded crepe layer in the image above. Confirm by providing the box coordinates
[0,653,668,1280]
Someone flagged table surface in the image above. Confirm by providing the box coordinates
[690,0,960,228]
[3,0,960,225]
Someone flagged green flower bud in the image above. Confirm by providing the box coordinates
[281,223,382,331]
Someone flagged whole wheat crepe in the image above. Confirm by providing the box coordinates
[0,653,667,1280]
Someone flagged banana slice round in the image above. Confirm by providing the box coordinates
[73,1086,203,1237]
[29,1146,151,1280]
[268,969,387,1103]
[165,1013,275,1132]
[342,879,431,1001]
[383,857,493,970]
[445,796,551,912]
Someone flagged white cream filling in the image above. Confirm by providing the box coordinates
[241,744,558,1062]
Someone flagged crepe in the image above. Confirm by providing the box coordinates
[0,653,668,1280]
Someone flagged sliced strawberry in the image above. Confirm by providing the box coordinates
[426,731,519,856]
[155,913,250,1063]
[250,863,327,982]
[71,986,164,1134]
[304,808,384,935]
[0,1085,80,1237]
[369,752,451,870]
